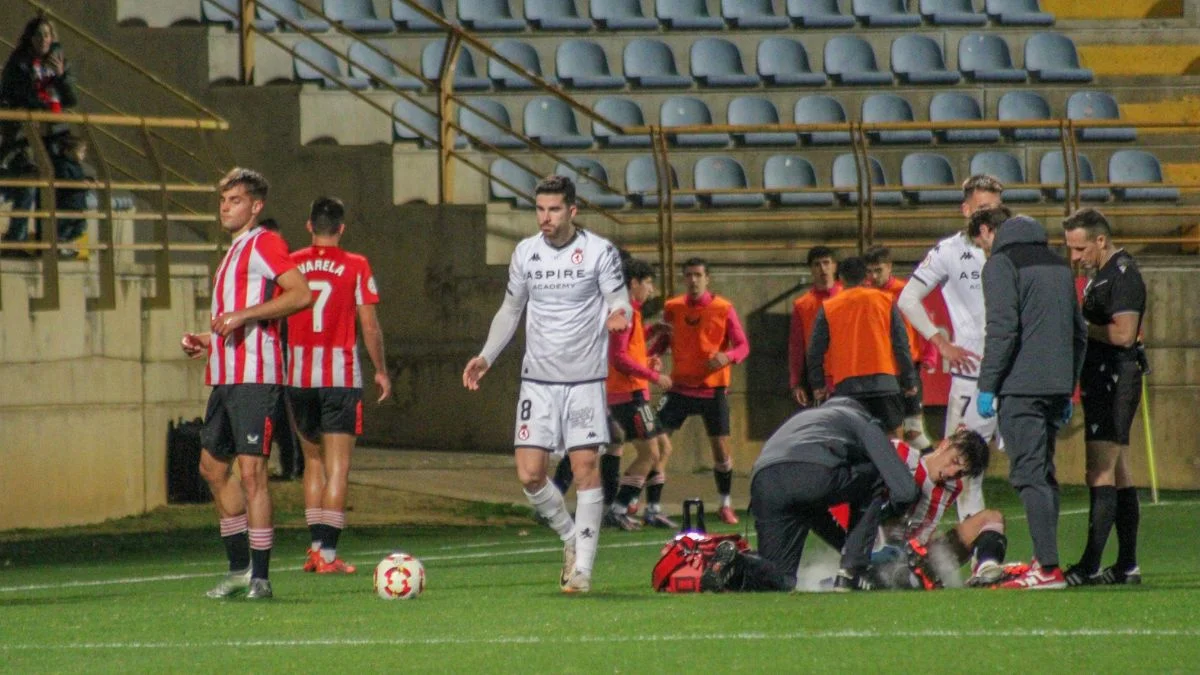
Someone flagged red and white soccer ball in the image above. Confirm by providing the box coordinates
[374,552,426,600]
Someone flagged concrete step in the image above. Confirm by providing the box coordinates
[1044,0,1185,19]
[1080,45,1200,76]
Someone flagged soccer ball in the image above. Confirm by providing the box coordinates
[374,552,425,600]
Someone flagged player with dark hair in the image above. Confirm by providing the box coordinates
[463,175,631,594]
[789,246,841,407]
[181,168,312,600]
[807,256,917,436]
[1062,208,1146,586]
[287,196,391,575]
[653,258,750,525]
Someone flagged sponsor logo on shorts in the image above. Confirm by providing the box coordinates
[246,434,260,445]
[517,424,530,441]
[567,407,595,430]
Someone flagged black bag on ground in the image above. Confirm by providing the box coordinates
[167,417,210,504]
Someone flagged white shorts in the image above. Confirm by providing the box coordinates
[513,380,610,455]
[944,376,1000,445]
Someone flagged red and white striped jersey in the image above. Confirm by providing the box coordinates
[894,439,963,545]
[206,227,297,386]
[286,245,379,389]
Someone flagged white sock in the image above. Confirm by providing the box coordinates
[525,482,575,542]
[320,548,336,563]
[957,473,986,521]
[720,494,732,508]
[573,488,604,576]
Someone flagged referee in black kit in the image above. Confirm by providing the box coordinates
[1062,209,1147,586]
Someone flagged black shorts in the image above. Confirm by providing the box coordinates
[288,386,363,438]
[201,384,284,459]
[903,371,923,417]
[1080,354,1142,445]
[855,393,907,433]
[609,392,664,442]
[656,389,730,437]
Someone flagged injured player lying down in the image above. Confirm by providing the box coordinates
[702,427,1015,592]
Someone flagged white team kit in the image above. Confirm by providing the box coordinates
[504,229,627,453]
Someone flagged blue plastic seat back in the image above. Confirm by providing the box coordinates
[729,97,798,146]
[931,92,1000,143]
[901,152,960,203]
[1109,150,1178,201]
[593,97,651,147]
[853,0,920,25]
[459,99,524,148]
[970,151,1040,202]
[324,0,393,31]
[489,40,543,89]
[592,0,659,28]
[722,0,790,27]
[392,0,445,30]
[624,39,690,86]
[349,41,422,89]
[457,0,526,29]
[787,0,855,27]
[656,0,725,28]
[794,95,852,144]
[863,94,933,144]
[393,98,439,147]
[695,157,764,207]
[919,0,986,25]
[691,38,757,86]
[490,159,538,208]
[556,158,626,209]
[998,91,1059,141]
[524,97,592,147]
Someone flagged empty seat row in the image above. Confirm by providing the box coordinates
[487,149,1175,210]
[203,0,1054,33]
[385,91,1133,152]
[293,32,1093,98]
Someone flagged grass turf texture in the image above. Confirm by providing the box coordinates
[2,480,1199,673]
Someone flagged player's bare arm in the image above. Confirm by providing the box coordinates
[1088,312,1140,348]
[605,308,629,333]
[213,268,312,337]
[357,303,392,402]
[897,277,980,373]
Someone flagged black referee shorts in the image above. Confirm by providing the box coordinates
[1080,353,1142,445]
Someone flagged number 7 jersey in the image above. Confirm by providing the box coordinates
[286,246,380,388]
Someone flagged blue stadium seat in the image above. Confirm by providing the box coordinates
[930,92,1000,143]
[969,152,1041,202]
[794,95,852,145]
[626,156,696,208]
[592,0,660,29]
[764,155,834,206]
[202,0,277,30]
[901,153,961,204]
[986,0,1054,26]
[853,0,920,26]
[891,35,960,85]
[757,37,826,87]
[722,0,790,28]
[349,42,423,90]
[556,41,624,89]
[728,97,798,146]
[422,39,490,90]
[624,39,692,88]
[787,0,855,27]
[490,159,538,208]
[998,91,1059,142]
[695,157,765,208]
[691,38,759,88]
[1109,150,1179,201]
[556,158,627,209]
[593,97,651,147]
[393,98,439,147]
[661,97,730,148]
[525,97,593,149]
[325,0,393,32]
[863,94,933,145]
[656,0,726,29]
[526,0,593,30]
[392,0,445,31]
[489,40,545,90]
[833,154,901,205]
[1067,91,1136,142]
[1025,33,1093,83]
[919,0,985,25]
[457,0,526,31]
[294,41,369,89]
[1040,151,1110,202]
[957,33,1026,82]
[824,36,893,86]
[458,99,524,149]
[258,0,330,31]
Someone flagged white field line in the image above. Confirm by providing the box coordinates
[1,628,1197,652]
[1,499,1194,594]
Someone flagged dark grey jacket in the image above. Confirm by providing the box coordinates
[978,216,1087,396]
[751,398,919,510]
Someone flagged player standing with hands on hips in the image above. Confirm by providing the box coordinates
[181,168,312,600]
[463,176,631,594]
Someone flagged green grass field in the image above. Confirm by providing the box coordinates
[2,481,1199,673]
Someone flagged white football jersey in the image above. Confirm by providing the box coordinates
[910,232,986,375]
[507,229,626,383]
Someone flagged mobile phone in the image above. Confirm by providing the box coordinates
[48,42,62,55]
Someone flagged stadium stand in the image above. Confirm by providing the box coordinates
[1067,91,1136,142]
[891,35,961,85]
[391,0,445,30]
[969,151,1042,202]
[592,0,661,29]
[625,39,693,88]
[1024,32,1094,83]
[833,154,902,205]
[457,0,526,31]
[348,41,423,90]
[458,99,526,149]
[488,40,546,90]
[656,0,727,30]
[202,0,276,30]
[294,40,369,89]
[852,0,921,27]
[1040,151,1110,202]
[930,92,1001,143]
[324,0,394,33]
[524,97,593,149]
[998,91,1060,141]
[392,98,439,147]
[526,0,594,30]
[728,97,799,146]
[863,94,934,145]
[919,0,987,26]
[661,96,731,148]
[555,157,627,209]
[824,35,893,85]
[757,37,827,87]
[901,152,962,204]
[788,0,857,27]
[957,33,1027,82]
[1109,150,1180,201]
[592,97,652,147]
[421,39,490,90]
[794,95,853,145]
[691,38,759,88]
[626,156,696,208]
[763,155,835,207]
[490,158,539,207]
[258,0,330,31]
[985,0,1055,26]
[721,0,791,29]
[695,157,765,208]
[556,40,625,89]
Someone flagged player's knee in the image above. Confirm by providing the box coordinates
[198,455,227,486]
[979,509,1005,532]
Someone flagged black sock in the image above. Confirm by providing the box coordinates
[250,547,271,580]
[600,454,621,506]
[324,526,342,552]
[646,471,664,505]
[714,469,733,497]
[1077,486,1117,574]
[309,523,326,548]
[1114,487,1140,571]
[223,532,250,572]
[972,530,1007,565]
[615,483,642,508]
[552,457,574,494]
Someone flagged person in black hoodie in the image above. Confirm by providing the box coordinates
[975,207,1087,590]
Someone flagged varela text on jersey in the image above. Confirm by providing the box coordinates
[297,257,347,277]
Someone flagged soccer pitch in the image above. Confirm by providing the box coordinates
[2,485,1199,673]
